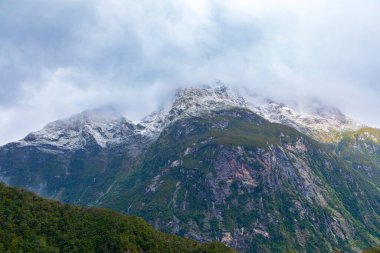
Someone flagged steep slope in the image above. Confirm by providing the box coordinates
[100,108,380,253]
[0,107,153,204]
[0,86,254,204]
[334,128,380,188]
[0,183,233,253]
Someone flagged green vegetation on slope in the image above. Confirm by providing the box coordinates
[0,183,234,253]
[99,109,380,252]
[1,108,379,253]
[334,127,380,188]
[363,249,380,253]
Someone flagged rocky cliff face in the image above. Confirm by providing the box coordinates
[0,86,379,252]
[99,108,380,252]
[334,128,380,189]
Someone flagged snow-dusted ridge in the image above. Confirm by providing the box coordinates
[13,85,366,150]
[18,107,137,150]
[249,98,364,141]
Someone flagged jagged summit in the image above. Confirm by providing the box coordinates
[160,85,363,142]
[137,85,247,137]
[170,85,247,116]
[12,85,366,150]
[249,99,363,142]
[44,107,124,130]
[19,107,135,150]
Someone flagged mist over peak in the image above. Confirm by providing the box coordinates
[0,0,379,144]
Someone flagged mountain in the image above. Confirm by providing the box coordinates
[19,106,153,154]
[0,182,233,252]
[0,85,379,252]
[0,106,154,204]
[249,99,363,143]
[99,107,380,252]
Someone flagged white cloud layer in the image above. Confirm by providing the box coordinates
[0,0,379,144]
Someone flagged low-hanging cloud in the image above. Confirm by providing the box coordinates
[0,0,379,145]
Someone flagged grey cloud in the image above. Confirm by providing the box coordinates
[0,0,379,144]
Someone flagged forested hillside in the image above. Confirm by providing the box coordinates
[0,183,233,253]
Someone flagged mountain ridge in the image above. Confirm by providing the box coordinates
[0,85,379,253]
[10,85,367,152]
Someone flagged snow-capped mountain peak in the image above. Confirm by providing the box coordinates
[19,107,135,150]
[44,107,124,131]
[170,85,247,116]
[249,99,363,142]
[159,85,363,142]
[13,85,367,151]
[137,85,248,137]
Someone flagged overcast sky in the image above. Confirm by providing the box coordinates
[0,0,379,145]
